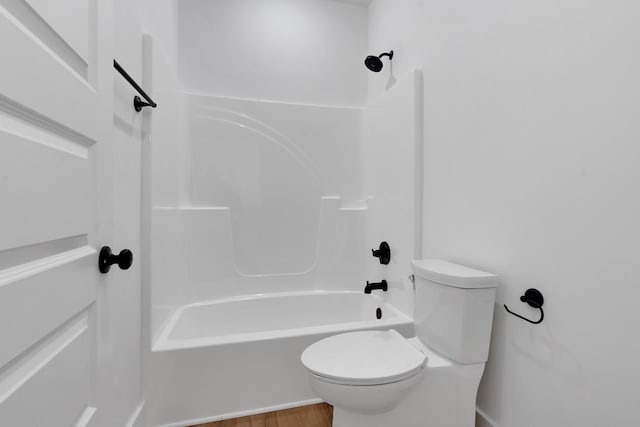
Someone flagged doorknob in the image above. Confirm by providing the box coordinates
[99,246,133,274]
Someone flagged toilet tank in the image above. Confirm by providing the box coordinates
[411,259,497,365]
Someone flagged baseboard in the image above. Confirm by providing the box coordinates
[154,398,323,427]
[476,407,498,427]
[126,401,146,427]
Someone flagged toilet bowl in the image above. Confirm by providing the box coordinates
[302,329,426,414]
[301,260,498,427]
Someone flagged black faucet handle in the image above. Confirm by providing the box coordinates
[371,242,390,265]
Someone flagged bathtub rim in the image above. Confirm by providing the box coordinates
[152,290,413,352]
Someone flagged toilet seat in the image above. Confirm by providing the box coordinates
[301,330,427,386]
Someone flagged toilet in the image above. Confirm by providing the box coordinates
[301,259,497,427]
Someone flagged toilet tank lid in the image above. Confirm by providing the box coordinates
[411,259,497,289]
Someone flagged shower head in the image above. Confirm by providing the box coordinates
[364,50,393,72]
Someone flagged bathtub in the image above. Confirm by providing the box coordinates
[148,291,414,426]
[154,290,412,351]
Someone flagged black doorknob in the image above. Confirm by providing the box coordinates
[99,246,133,274]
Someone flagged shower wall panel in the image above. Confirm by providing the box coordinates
[363,70,424,318]
[150,95,369,341]
[187,96,365,275]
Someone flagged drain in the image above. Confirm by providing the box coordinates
[376,307,382,319]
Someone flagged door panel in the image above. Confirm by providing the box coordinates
[0,0,111,425]
[0,130,92,251]
[0,0,98,135]
[0,248,96,368]
[24,0,91,62]
[0,313,93,426]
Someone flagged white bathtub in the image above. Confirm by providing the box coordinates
[148,291,414,426]
[154,290,412,351]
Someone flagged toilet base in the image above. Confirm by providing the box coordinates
[331,358,484,427]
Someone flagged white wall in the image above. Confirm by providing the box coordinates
[369,1,640,426]
[364,69,423,318]
[112,1,146,424]
[178,0,368,106]
[138,0,179,70]
[113,1,180,425]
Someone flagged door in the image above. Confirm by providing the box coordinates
[0,0,114,426]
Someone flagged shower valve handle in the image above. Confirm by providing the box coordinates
[371,241,391,265]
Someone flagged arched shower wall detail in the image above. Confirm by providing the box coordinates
[186,95,367,276]
[150,93,371,340]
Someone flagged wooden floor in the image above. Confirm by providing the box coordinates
[191,403,333,427]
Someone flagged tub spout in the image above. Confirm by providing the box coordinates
[364,280,388,294]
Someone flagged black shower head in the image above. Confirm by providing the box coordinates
[364,56,383,72]
[364,51,393,72]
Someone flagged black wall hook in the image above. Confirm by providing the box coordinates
[504,288,545,324]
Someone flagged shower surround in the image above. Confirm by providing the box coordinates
[150,94,371,341]
[146,68,422,425]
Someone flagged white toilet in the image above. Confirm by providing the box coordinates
[301,259,497,427]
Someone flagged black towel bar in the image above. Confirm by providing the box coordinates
[113,60,157,112]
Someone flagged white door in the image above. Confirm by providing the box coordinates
[0,0,115,426]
